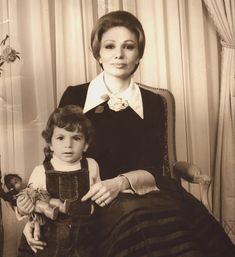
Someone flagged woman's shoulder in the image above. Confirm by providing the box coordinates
[139,85,165,108]
[65,83,90,93]
[59,82,90,107]
[62,82,90,97]
[139,85,163,100]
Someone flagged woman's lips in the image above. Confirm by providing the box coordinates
[112,63,126,68]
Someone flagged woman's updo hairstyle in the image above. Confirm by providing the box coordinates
[91,10,145,61]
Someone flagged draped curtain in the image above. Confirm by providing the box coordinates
[0,0,223,256]
[204,0,235,243]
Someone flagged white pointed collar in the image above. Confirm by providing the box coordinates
[83,72,144,119]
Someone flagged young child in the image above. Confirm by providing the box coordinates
[3,173,69,220]
[17,105,100,257]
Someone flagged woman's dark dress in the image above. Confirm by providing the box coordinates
[59,83,235,257]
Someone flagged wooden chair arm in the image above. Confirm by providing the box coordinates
[173,161,212,212]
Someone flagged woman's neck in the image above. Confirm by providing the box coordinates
[103,73,131,94]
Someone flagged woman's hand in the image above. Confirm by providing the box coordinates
[17,194,34,215]
[23,220,46,253]
[81,176,129,207]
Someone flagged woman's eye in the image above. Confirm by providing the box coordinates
[104,44,115,49]
[57,136,64,140]
[124,44,135,50]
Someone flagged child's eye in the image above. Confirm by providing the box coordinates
[73,136,82,141]
[57,136,64,140]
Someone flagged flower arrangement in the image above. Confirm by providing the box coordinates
[0,35,20,76]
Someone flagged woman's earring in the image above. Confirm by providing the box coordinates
[98,57,102,63]
[98,59,104,69]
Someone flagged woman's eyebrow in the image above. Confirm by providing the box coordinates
[103,40,115,43]
[103,39,136,42]
[123,40,136,43]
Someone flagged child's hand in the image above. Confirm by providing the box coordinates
[23,220,46,253]
[33,219,41,241]
[17,194,34,215]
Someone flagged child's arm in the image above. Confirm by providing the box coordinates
[23,219,46,253]
[16,165,46,218]
[87,158,101,185]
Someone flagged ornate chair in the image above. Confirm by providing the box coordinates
[139,84,212,212]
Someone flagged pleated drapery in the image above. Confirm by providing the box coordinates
[204,0,235,243]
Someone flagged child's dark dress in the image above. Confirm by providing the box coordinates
[18,158,94,257]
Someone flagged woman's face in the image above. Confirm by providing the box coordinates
[99,26,139,79]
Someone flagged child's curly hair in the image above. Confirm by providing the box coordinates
[42,105,95,159]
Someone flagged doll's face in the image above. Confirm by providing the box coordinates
[10,177,22,192]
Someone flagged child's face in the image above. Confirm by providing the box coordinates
[50,126,88,163]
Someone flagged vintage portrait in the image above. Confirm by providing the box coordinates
[0,0,234,257]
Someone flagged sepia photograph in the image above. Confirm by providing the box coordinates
[0,0,234,256]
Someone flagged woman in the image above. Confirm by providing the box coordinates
[19,10,234,257]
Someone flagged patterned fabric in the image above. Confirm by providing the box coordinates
[94,193,202,257]
[90,176,235,257]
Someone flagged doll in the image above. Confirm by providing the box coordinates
[3,173,70,220]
